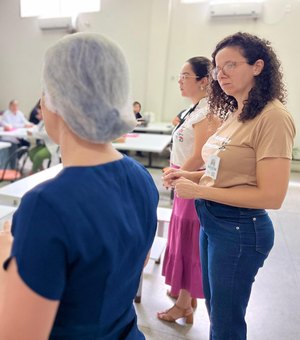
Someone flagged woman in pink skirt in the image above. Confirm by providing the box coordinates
[157,56,220,324]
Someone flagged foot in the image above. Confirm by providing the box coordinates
[157,304,193,324]
[167,291,197,309]
[166,290,178,299]
[191,298,197,309]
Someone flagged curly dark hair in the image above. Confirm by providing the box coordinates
[208,32,287,122]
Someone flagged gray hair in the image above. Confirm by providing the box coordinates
[42,32,136,143]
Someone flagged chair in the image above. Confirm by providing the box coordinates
[0,146,29,183]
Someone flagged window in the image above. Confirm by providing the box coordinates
[20,0,101,18]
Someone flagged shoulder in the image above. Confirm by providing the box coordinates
[256,100,295,134]
[20,175,66,214]
[122,157,158,188]
[248,100,296,154]
[260,100,292,119]
[2,110,10,116]
[190,98,209,124]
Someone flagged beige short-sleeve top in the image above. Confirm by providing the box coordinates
[200,99,296,188]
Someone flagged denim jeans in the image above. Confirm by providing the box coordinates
[195,199,274,340]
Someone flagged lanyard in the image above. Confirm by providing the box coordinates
[171,101,199,147]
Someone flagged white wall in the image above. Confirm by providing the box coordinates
[0,0,299,147]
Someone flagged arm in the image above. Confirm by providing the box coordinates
[174,157,290,209]
[0,258,59,340]
[28,123,47,139]
[181,117,212,171]
[1,112,13,130]
[162,117,214,186]
[0,222,13,300]
[172,116,180,126]
[19,111,33,128]
[144,250,150,268]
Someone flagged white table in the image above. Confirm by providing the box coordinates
[133,122,173,134]
[0,164,63,206]
[0,127,33,139]
[0,142,11,150]
[113,133,171,168]
[0,141,12,168]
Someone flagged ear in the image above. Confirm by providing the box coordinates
[199,76,209,88]
[253,59,264,76]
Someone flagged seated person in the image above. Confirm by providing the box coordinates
[2,100,33,131]
[27,104,59,174]
[133,101,143,120]
[29,100,43,125]
[1,100,33,168]
[133,101,148,127]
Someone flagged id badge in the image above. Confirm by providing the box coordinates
[205,155,220,180]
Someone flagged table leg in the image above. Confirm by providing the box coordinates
[148,152,152,167]
[134,272,143,303]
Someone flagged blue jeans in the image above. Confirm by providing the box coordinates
[195,199,274,340]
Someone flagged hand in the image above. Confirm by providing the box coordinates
[113,136,126,143]
[162,168,193,188]
[162,168,184,188]
[0,221,13,263]
[3,125,13,131]
[172,116,180,126]
[174,177,201,199]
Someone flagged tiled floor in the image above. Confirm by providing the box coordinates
[135,158,300,340]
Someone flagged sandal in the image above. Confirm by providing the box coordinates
[191,298,197,309]
[166,291,197,309]
[157,303,194,324]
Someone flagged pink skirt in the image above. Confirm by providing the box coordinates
[162,194,204,298]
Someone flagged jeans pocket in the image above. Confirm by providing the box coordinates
[252,214,274,256]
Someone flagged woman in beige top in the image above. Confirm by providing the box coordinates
[164,32,295,339]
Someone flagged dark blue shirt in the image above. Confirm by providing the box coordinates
[5,156,159,339]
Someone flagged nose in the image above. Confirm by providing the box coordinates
[218,67,228,79]
[218,70,224,78]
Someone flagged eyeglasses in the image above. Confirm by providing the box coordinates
[211,61,248,80]
[178,73,200,81]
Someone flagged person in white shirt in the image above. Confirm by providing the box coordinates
[2,100,33,131]
[27,102,59,173]
[0,100,33,168]
[157,57,220,325]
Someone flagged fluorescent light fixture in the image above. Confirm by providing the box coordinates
[20,0,43,17]
[20,0,100,18]
[210,0,264,3]
[181,0,207,3]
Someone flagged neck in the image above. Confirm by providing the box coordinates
[235,85,253,113]
[59,127,122,167]
[191,92,206,105]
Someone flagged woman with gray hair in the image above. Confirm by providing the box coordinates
[0,33,159,339]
